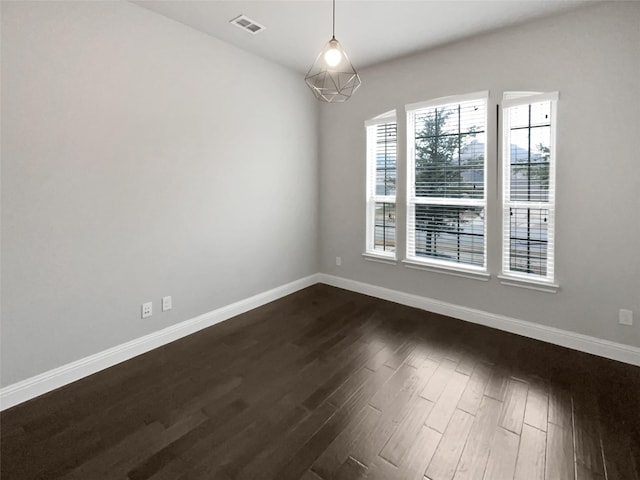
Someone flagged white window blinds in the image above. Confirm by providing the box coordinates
[406,93,488,271]
[366,112,397,256]
[502,92,558,283]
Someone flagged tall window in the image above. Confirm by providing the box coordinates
[365,112,397,257]
[406,92,487,271]
[502,92,557,283]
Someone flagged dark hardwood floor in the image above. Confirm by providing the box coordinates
[2,284,639,480]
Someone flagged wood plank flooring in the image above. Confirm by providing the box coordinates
[2,284,639,480]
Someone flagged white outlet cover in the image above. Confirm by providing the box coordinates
[162,296,172,312]
[142,302,152,319]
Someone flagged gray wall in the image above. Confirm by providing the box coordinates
[1,1,319,386]
[319,2,640,348]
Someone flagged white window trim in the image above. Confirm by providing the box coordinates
[403,259,490,281]
[405,91,489,275]
[364,109,396,127]
[501,91,558,287]
[406,91,489,112]
[497,274,559,293]
[362,252,398,265]
[365,111,397,260]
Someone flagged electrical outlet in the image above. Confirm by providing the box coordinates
[162,296,172,312]
[142,302,152,319]
[336,256,342,266]
[619,309,633,326]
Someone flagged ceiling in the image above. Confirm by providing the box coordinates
[133,0,594,73]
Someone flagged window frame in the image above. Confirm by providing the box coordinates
[405,91,489,276]
[500,91,559,289]
[364,111,398,260]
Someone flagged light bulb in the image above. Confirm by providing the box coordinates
[324,41,342,67]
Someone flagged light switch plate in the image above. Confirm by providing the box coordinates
[619,309,633,326]
[162,296,172,312]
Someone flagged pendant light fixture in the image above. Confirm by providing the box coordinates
[305,0,361,103]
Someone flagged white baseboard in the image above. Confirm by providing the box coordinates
[3,272,637,411]
[318,273,640,367]
[0,274,321,411]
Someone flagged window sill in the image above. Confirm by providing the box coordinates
[498,275,559,293]
[402,259,490,281]
[362,252,398,265]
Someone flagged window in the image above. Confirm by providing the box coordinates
[406,92,488,272]
[502,92,558,284]
[365,111,397,258]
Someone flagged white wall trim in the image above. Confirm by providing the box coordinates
[318,273,640,367]
[0,274,321,411]
[4,271,638,411]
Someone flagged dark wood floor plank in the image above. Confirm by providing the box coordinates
[291,337,382,411]
[425,409,474,480]
[218,404,309,478]
[296,305,382,369]
[576,462,605,480]
[514,424,546,480]
[600,425,640,480]
[302,340,379,410]
[379,396,434,467]
[334,456,368,480]
[326,363,377,409]
[365,330,415,373]
[404,341,429,369]
[547,383,572,428]
[422,336,451,363]
[545,422,575,480]
[573,392,606,477]
[236,402,336,480]
[292,301,359,347]
[452,396,503,480]
[362,456,398,480]
[523,377,549,432]
[73,407,210,480]
[457,362,491,416]
[274,365,395,480]
[385,339,417,370]
[146,459,190,480]
[62,422,166,480]
[455,349,477,376]
[300,471,324,480]
[311,404,379,479]
[371,424,441,480]
[345,359,435,471]
[347,404,398,468]
[369,363,419,412]
[482,427,519,480]
[394,424,441,480]
[177,383,311,478]
[421,359,458,402]
[425,371,469,433]
[365,341,404,372]
[484,366,511,402]
[499,378,529,435]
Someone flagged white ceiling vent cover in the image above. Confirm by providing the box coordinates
[230,15,266,35]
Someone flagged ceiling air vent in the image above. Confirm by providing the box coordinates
[230,15,266,35]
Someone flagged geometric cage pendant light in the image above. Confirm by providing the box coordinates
[305,0,361,102]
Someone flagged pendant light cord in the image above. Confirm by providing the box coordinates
[332,0,336,38]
